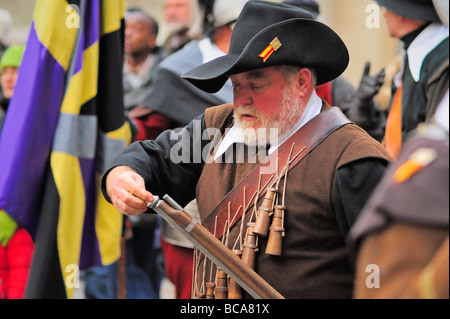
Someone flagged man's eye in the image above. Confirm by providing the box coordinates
[251,84,264,90]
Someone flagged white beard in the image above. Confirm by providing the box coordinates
[233,85,306,147]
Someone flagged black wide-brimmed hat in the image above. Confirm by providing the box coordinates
[182,0,349,93]
[374,0,440,22]
[283,0,320,18]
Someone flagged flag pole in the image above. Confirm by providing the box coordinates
[117,232,127,299]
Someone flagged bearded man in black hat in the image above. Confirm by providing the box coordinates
[101,1,391,299]
[375,0,449,159]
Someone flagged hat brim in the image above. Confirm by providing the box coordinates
[182,18,349,93]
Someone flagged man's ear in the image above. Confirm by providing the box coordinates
[297,68,313,97]
[147,35,157,49]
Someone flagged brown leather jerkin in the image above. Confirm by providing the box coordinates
[202,106,351,240]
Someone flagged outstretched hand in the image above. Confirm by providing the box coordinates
[105,166,154,216]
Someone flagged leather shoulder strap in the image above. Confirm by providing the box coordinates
[202,106,351,239]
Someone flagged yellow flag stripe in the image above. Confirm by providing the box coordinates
[95,173,123,265]
[52,152,85,300]
[107,121,132,143]
[101,0,126,35]
[34,0,78,70]
[60,43,99,114]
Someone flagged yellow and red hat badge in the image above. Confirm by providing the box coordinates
[259,37,282,62]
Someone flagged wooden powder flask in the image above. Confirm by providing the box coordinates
[214,266,229,299]
[195,292,206,299]
[228,250,243,299]
[148,195,285,299]
[253,187,278,237]
[206,282,216,299]
[241,222,258,269]
[265,205,286,256]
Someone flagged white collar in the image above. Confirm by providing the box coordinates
[407,23,449,82]
[213,90,322,160]
[434,90,449,133]
[198,37,226,63]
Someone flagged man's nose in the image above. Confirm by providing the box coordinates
[233,89,253,107]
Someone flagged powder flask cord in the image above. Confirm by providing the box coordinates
[252,187,278,236]
[265,205,286,256]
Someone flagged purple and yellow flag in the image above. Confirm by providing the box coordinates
[0,0,131,298]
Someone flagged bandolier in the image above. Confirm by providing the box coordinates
[191,103,391,299]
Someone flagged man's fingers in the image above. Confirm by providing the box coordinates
[362,61,371,77]
[113,195,148,216]
[126,174,154,203]
[376,69,386,84]
[106,166,154,215]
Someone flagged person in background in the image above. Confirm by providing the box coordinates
[283,0,387,141]
[350,95,448,299]
[0,9,11,57]
[1,45,24,132]
[123,9,169,142]
[160,0,204,54]
[375,0,448,159]
[139,0,245,129]
[0,45,34,299]
[137,0,248,299]
[350,0,449,299]
[0,8,13,104]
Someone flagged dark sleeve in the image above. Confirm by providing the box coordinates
[101,113,208,209]
[332,157,388,241]
[141,67,225,126]
[332,77,386,142]
[331,77,357,116]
